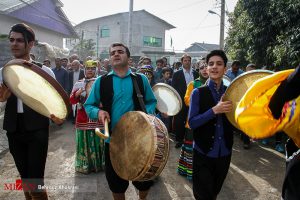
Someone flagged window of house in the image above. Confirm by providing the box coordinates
[101,26,110,38]
[143,36,162,47]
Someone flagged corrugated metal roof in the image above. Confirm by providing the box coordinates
[77,10,176,30]
[0,0,37,13]
[185,43,219,52]
[0,0,77,38]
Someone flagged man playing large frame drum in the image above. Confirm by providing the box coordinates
[0,23,64,200]
[84,42,157,200]
[188,50,235,200]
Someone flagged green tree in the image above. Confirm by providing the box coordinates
[72,39,96,60]
[226,0,300,68]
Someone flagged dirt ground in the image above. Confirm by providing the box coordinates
[0,121,285,200]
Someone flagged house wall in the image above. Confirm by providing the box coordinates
[0,15,70,67]
[0,14,64,48]
[66,11,169,58]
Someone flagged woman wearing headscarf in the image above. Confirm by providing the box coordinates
[177,61,208,180]
[70,60,104,174]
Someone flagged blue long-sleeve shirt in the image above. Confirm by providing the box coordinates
[225,68,244,81]
[188,79,231,158]
[84,69,157,142]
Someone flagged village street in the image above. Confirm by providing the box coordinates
[0,119,285,200]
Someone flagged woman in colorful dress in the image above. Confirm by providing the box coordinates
[70,60,104,174]
[177,61,208,180]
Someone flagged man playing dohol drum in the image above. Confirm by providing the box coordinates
[84,42,157,200]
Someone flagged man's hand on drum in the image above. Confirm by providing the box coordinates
[212,95,233,114]
[50,114,65,125]
[0,84,11,102]
[98,110,110,125]
[161,112,169,118]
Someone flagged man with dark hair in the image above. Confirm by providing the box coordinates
[0,23,64,200]
[189,49,234,200]
[84,42,157,200]
[52,57,69,93]
[60,57,69,69]
[226,60,244,81]
[172,54,199,148]
[159,67,172,85]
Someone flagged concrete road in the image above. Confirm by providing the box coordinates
[0,121,285,200]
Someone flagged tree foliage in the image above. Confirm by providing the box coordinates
[72,39,96,60]
[226,0,300,68]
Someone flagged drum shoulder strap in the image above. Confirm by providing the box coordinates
[130,73,147,114]
[100,73,146,116]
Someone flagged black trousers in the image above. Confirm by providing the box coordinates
[104,143,153,193]
[6,114,49,189]
[173,105,188,142]
[193,150,231,200]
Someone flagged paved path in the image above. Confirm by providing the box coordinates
[0,120,285,199]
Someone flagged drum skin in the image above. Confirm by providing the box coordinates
[110,111,169,181]
[223,70,273,129]
[2,59,70,119]
[152,83,182,116]
[236,69,300,146]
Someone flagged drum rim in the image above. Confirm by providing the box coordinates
[228,69,274,84]
[223,69,274,129]
[152,83,182,116]
[133,115,170,181]
[3,59,70,118]
[131,112,157,181]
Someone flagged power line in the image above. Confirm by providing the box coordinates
[157,0,210,16]
[195,13,209,29]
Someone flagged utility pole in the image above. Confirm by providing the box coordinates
[80,30,84,58]
[220,0,225,50]
[128,0,133,52]
[96,25,100,58]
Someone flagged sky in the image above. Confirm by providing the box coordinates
[60,0,238,52]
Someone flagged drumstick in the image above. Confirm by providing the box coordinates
[95,118,109,139]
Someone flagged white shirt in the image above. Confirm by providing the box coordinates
[183,67,194,86]
[0,60,56,113]
[73,70,80,85]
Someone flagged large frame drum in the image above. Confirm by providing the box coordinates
[223,70,273,129]
[2,59,70,119]
[110,111,169,181]
[152,83,182,116]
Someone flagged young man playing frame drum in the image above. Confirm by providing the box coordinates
[84,42,157,200]
[188,50,235,200]
[0,23,64,199]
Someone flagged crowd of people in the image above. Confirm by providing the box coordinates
[0,23,299,200]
